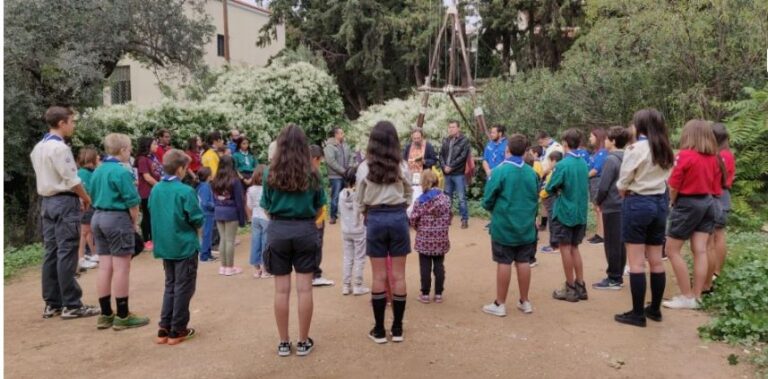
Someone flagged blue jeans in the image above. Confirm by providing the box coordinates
[199,214,215,261]
[329,178,344,220]
[250,217,269,266]
[444,174,468,221]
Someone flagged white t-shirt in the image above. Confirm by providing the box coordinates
[246,185,268,220]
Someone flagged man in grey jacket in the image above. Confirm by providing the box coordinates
[592,126,630,290]
[324,127,353,224]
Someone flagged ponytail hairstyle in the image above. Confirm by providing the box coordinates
[632,109,674,169]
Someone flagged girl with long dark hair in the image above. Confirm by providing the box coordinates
[212,155,246,276]
[356,121,413,344]
[135,136,162,250]
[261,124,325,357]
[614,108,674,327]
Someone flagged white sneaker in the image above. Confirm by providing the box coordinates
[529,261,539,268]
[662,295,700,309]
[482,302,507,317]
[353,286,371,296]
[623,266,630,276]
[342,285,351,295]
[517,300,533,314]
[85,254,99,263]
[79,258,97,269]
[312,277,335,287]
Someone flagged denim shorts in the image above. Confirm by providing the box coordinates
[621,194,668,246]
[366,206,411,258]
[667,195,716,239]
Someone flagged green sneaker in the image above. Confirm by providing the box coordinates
[96,313,115,330]
[112,313,150,331]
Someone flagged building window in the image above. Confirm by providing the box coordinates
[217,34,225,57]
[110,66,131,105]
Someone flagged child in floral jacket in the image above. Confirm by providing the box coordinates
[409,170,452,304]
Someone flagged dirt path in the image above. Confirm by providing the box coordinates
[4,219,752,378]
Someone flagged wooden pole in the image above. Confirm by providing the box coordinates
[223,0,231,63]
[418,11,451,128]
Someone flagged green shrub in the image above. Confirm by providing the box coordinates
[4,244,43,278]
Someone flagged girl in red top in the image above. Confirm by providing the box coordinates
[705,123,736,291]
[184,136,202,185]
[663,120,726,310]
[135,136,162,250]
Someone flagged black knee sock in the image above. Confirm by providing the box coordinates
[649,272,666,311]
[392,293,407,329]
[99,295,112,316]
[371,292,387,331]
[116,297,129,318]
[629,273,646,315]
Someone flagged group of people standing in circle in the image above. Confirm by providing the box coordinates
[31,103,735,355]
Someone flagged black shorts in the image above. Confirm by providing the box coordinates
[550,218,586,246]
[264,220,318,276]
[622,194,668,246]
[91,210,134,256]
[667,195,716,240]
[366,206,411,258]
[81,208,95,225]
[492,241,535,264]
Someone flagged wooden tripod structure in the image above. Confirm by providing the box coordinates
[416,2,488,140]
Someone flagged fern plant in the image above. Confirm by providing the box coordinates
[724,84,768,230]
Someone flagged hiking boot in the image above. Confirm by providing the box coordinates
[482,301,507,317]
[168,328,196,345]
[277,341,292,357]
[96,313,115,329]
[552,283,579,302]
[42,305,62,319]
[644,306,663,322]
[391,326,404,342]
[296,337,315,356]
[368,327,387,344]
[112,313,150,330]
[575,281,589,300]
[61,305,100,319]
[614,311,647,327]
[156,328,169,344]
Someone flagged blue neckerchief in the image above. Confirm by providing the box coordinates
[103,156,121,163]
[503,155,524,166]
[417,188,442,205]
[42,133,63,142]
[637,135,648,142]
[161,175,179,182]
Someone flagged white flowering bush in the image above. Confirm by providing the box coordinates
[349,92,465,149]
[77,62,345,159]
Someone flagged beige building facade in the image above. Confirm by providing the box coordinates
[104,0,285,107]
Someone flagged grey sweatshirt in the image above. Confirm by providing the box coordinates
[595,150,624,214]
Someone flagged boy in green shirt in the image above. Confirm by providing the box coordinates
[543,128,590,302]
[481,134,540,316]
[149,149,204,345]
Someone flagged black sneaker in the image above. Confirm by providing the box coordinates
[644,306,663,322]
[296,337,314,356]
[277,341,292,357]
[61,305,100,319]
[614,311,646,327]
[391,326,404,342]
[42,305,62,319]
[588,235,604,244]
[368,327,387,344]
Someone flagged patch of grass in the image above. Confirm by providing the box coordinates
[4,244,44,279]
[698,232,768,375]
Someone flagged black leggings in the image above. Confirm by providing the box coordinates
[419,254,445,295]
[140,198,152,242]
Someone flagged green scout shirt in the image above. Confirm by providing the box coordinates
[544,153,589,227]
[149,178,204,260]
[90,161,141,210]
[482,159,540,246]
[77,167,95,195]
[260,168,327,219]
[233,151,257,173]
